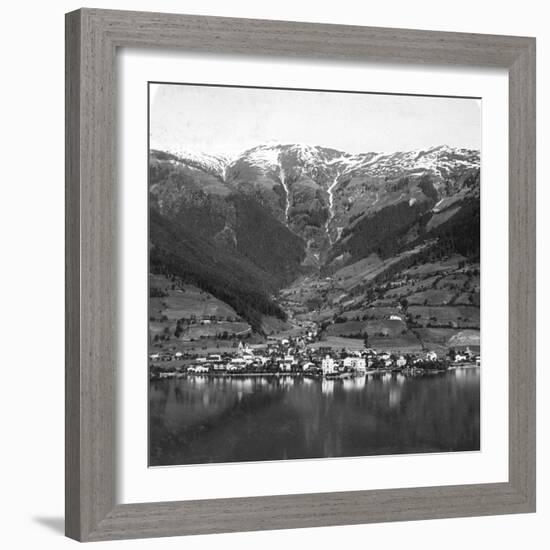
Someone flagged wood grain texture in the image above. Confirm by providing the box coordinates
[66,8,116,540]
[65,8,536,542]
[84,8,532,66]
[65,9,81,540]
[507,40,536,508]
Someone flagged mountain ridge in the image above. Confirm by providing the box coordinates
[162,143,479,189]
[154,142,479,262]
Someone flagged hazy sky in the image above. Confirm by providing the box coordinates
[150,83,481,156]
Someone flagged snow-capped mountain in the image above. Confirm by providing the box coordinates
[333,145,478,176]
[164,146,231,180]
[151,142,480,268]
[165,142,479,186]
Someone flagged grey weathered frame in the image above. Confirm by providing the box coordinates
[65,8,536,542]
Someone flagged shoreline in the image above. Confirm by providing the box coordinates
[151,364,480,380]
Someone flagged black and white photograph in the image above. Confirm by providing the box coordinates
[148,82,481,467]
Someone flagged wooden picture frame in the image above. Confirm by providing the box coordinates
[65,8,536,542]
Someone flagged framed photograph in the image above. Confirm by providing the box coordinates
[65,8,536,542]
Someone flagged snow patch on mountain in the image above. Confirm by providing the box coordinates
[164,143,479,190]
[279,167,290,222]
[325,175,340,244]
[165,147,232,180]
[239,144,281,170]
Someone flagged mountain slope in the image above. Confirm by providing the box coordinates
[149,150,307,332]
[150,143,480,337]
[150,208,288,332]
[163,143,479,265]
[150,149,306,285]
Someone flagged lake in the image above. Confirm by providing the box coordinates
[149,368,480,466]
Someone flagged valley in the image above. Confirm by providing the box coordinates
[149,142,480,360]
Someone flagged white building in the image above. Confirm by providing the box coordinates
[426,350,438,361]
[321,355,337,375]
[343,357,366,372]
[237,341,252,357]
[229,358,247,370]
[279,363,292,372]
[189,365,209,373]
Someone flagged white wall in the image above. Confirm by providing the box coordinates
[0,0,547,548]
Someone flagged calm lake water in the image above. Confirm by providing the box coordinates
[149,368,480,466]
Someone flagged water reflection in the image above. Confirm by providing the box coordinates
[150,368,480,466]
[388,386,402,408]
[342,376,366,391]
[321,379,335,395]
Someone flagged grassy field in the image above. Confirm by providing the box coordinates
[326,318,407,338]
[308,336,365,351]
[150,279,238,320]
[368,335,423,353]
[414,328,480,353]
[408,305,479,327]
[406,289,456,306]
[149,275,253,353]
[151,338,253,357]
[310,334,423,354]
[341,306,401,320]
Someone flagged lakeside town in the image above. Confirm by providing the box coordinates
[150,330,480,380]
[149,253,481,383]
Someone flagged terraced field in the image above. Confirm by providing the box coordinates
[149,275,254,353]
[277,253,480,353]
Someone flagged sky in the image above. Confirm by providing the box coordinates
[149,83,481,156]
